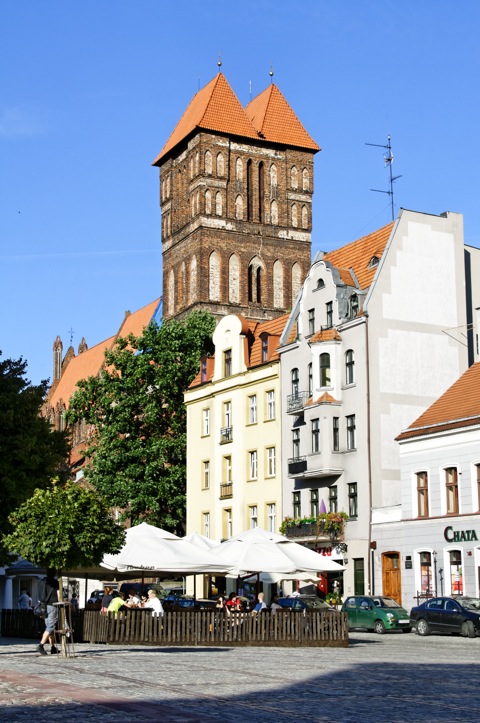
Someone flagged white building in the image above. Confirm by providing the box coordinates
[278,209,480,600]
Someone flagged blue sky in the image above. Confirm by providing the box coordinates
[1,1,479,385]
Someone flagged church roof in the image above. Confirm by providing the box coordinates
[47,298,161,410]
[153,74,320,165]
[153,73,259,164]
[245,84,320,152]
[323,222,394,290]
[396,362,480,441]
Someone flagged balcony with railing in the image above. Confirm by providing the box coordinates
[220,426,233,444]
[288,456,307,476]
[286,391,310,414]
[220,482,233,499]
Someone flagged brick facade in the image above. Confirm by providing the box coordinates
[155,81,318,323]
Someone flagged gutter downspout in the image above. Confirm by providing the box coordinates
[365,311,374,595]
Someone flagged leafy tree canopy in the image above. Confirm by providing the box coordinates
[66,311,215,533]
[0,353,70,563]
[3,480,126,571]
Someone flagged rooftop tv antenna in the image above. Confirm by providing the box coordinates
[366,135,402,221]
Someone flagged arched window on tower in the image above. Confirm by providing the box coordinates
[209,251,220,301]
[301,205,308,229]
[302,168,309,191]
[190,195,195,218]
[247,159,253,221]
[235,194,243,220]
[168,269,175,316]
[270,164,277,198]
[248,256,264,303]
[270,199,278,225]
[205,189,212,214]
[180,261,187,307]
[273,260,284,308]
[291,262,302,304]
[236,157,243,182]
[195,151,199,175]
[205,150,212,175]
[291,203,298,228]
[258,162,264,222]
[217,152,225,176]
[189,255,197,304]
[291,165,298,189]
[215,191,223,216]
[229,254,240,303]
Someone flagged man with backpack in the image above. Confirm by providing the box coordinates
[37,568,60,655]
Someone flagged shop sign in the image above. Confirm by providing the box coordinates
[444,526,478,543]
[313,546,332,556]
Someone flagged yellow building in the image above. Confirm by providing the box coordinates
[185,314,287,556]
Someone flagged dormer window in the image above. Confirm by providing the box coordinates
[224,349,232,378]
[348,293,359,320]
[368,255,380,268]
[201,357,208,383]
[261,334,269,363]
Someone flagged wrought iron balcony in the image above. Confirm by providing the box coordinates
[288,456,307,476]
[220,426,233,443]
[220,482,233,499]
[286,391,310,414]
[284,521,317,539]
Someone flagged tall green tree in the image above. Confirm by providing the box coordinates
[0,353,70,563]
[66,311,215,533]
[3,480,125,571]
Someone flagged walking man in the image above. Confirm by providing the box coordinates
[37,568,60,655]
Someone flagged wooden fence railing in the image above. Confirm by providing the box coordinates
[2,609,348,647]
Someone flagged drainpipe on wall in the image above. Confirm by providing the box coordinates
[365,311,374,595]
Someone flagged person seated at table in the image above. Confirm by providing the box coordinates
[270,594,282,614]
[101,586,114,612]
[107,591,129,616]
[144,590,164,617]
[215,596,230,615]
[252,592,267,614]
[225,592,237,610]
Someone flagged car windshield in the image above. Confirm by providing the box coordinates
[374,597,401,608]
[458,597,480,611]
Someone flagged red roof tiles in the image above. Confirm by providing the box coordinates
[397,362,480,441]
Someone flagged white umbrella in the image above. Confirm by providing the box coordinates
[211,527,345,576]
[182,531,219,550]
[243,571,322,585]
[101,522,228,574]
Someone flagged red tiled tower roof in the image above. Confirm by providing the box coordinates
[245,84,320,152]
[397,362,480,441]
[153,74,259,164]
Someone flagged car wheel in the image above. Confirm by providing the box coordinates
[461,620,476,639]
[401,627,412,633]
[374,619,386,635]
[416,618,430,636]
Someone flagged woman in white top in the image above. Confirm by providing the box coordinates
[144,590,164,616]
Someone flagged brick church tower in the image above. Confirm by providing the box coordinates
[152,73,319,322]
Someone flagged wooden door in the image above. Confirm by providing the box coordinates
[382,552,401,604]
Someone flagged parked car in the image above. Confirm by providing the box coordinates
[410,596,480,638]
[341,595,411,634]
[277,596,335,612]
[162,596,216,612]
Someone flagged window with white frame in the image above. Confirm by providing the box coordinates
[223,401,232,428]
[202,408,210,436]
[266,390,275,420]
[333,417,339,451]
[346,414,356,450]
[267,503,276,532]
[203,512,210,538]
[310,489,319,516]
[419,551,433,594]
[326,301,333,328]
[202,461,210,490]
[308,309,315,335]
[291,368,299,397]
[249,505,258,528]
[249,450,258,480]
[308,362,313,396]
[248,395,257,424]
[223,508,232,539]
[261,334,269,362]
[311,418,320,454]
[329,485,338,513]
[449,550,463,595]
[266,446,276,477]
[348,482,358,518]
[445,467,459,514]
[223,456,232,483]
[345,350,355,385]
[292,428,300,459]
[416,472,429,517]
[292,491,301,517]
[224,349,232,377]
[319,353,331,387]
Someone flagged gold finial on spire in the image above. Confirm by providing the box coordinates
[217,53,222,70]
[269,64,274,83]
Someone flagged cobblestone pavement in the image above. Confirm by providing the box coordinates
[0,631,479,722]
